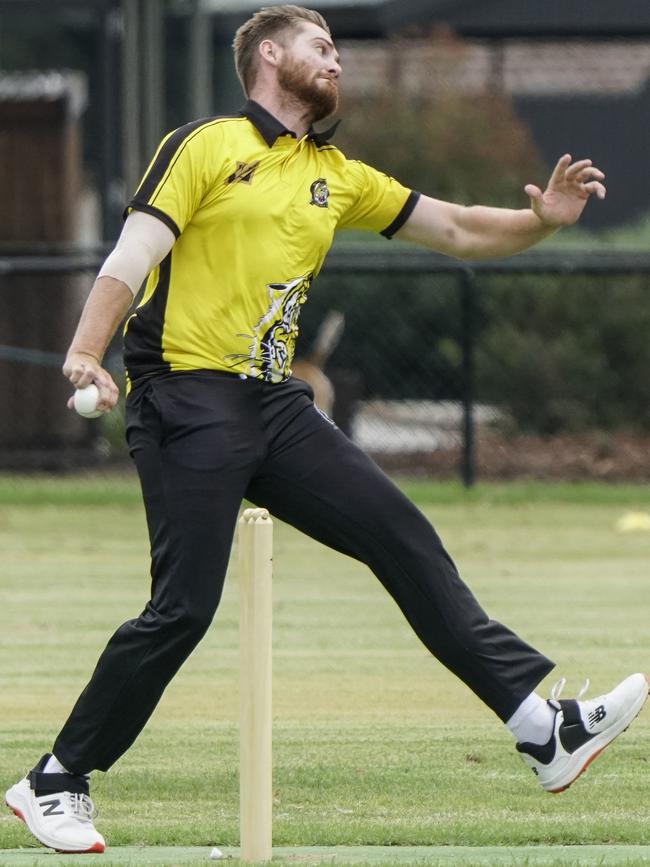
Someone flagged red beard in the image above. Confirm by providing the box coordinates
[277,56,338,122]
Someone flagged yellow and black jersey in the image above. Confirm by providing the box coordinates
[123,99,419,385]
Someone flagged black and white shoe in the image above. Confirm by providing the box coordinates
[517,673,648,793]
[5,754,105,853]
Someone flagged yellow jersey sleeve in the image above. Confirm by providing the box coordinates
[337,160,420,237]
[125,119,227,237]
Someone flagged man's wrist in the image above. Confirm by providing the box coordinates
[527,208,560,235]
[68,349,102,365]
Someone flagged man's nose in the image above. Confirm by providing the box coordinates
[328,59,341,78]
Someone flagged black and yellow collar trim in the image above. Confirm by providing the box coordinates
[240,99,339,147]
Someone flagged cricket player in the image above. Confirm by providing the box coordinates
[6,5,647,853]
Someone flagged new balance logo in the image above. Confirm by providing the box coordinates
[225,160,260,185]
[40,798,64,816]
[588,705,607,727]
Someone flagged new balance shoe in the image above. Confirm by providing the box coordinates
[5,754,105,853]
[517,672,649,793]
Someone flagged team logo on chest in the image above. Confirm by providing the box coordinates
[225,160,260,185]
[309,177,329,208]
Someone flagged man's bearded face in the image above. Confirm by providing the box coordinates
[277,52,339,122]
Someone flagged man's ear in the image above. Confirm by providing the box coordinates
[259,38,281,68]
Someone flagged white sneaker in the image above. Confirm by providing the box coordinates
[5,754,105,853]
[517,672,649,793]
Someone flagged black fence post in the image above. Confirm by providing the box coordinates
[460,268,477,488]
[99,2,122,240]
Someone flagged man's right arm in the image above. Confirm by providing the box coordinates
[63,211,176,412]
[63,277,134,412]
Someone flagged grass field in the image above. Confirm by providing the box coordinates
[0,474,649,865]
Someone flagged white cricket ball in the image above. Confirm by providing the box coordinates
[209,847,224,860]
[73,384,103,419]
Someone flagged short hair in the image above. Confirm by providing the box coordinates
[233,5,331,96]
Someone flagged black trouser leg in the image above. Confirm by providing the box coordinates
[247,391,554,722]
[52,373,553,775]
[53,378,263,773]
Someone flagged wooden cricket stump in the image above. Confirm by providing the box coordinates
[238,508,273,862]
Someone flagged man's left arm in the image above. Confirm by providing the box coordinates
[396,155,606,260]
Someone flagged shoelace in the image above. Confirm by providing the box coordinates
[550,677,590,702]
[63,792,98,822]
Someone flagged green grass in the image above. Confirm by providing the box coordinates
[0,475,649,862]
[0,473,648,507]
[3,845,650,867]
[3,846,650,867]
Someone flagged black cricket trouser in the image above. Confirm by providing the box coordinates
[53,372,554,774]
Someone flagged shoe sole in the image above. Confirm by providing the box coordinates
[5,788,105,854]
[546,673,649,793]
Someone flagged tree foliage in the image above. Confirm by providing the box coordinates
[335,40,547,208]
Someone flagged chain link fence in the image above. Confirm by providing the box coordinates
[2,246,650,482]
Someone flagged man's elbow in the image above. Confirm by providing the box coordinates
[436,226,477,260]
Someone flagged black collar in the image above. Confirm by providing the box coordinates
[309,119,340,146]
[239,99,339,147]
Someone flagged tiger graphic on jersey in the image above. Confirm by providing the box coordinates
[226,273,313,383]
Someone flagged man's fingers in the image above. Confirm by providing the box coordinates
[563,158,606,192]
[547,154,572,186]
[544,156,606,202]
[63,358,97,388]
[565,158,593,179]
[549,155,605,187]
[583,180,607,200]
[95,377,120,411]
[86,368,119,411]
[73,366,98,389]
[576,167,605,184]
[68,384,118,414]
[68,376,118,413]
[64,352,120,413]
[524,183,543,201]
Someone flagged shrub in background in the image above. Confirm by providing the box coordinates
[475,273,650,433]
[336,37,547,208]
[300,271,650,435]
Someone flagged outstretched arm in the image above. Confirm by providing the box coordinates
[396,155,606,260]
